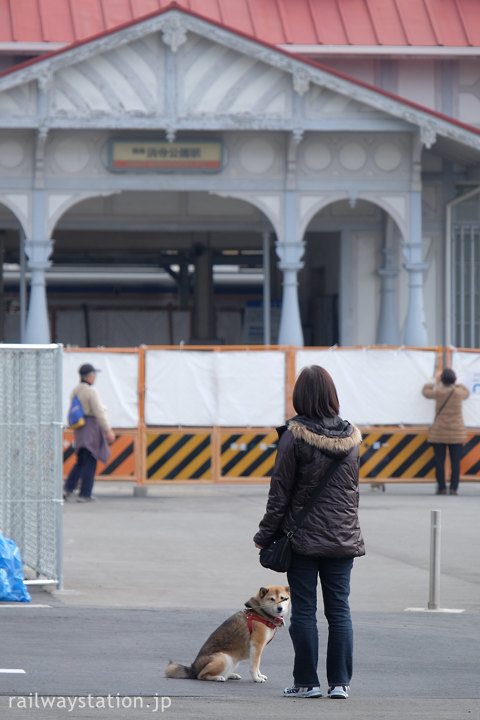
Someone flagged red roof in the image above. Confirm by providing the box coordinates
[2,0,480,151]
[1,0,480,48]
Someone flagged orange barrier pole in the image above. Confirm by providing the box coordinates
[445,346,452,368]
[137,345,146,486]
[211,426,220,483]
[285,345,296,420]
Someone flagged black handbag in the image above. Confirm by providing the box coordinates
[259,533,293,573]
[259,457,341,573]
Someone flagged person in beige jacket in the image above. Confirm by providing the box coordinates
[64,363,116,502]
[422,368,469,495]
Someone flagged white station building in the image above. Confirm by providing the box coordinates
[1,1,480,349]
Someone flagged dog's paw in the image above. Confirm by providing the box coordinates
[229,673,242,680]
[215,676,227,682]
[253,674,267,683]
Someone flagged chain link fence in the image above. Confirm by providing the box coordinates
[0,344,63,589]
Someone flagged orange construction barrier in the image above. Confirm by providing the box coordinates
[61,344,480,485]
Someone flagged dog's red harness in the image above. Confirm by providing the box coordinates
[244,611,284,644]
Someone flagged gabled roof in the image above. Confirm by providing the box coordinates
[0,0,480,49]
[1,4,480,165]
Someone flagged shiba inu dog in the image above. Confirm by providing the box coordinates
[165,585,290,682]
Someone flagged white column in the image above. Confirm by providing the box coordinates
[19,228,27,342]
[276,192,304,346]
[24,191,52,344]
[376,216,400,345]
[403,190,428,346]
[262,230,272,345]
[277,261,304,346]
[24,247,52,344]
[403,259,428,346]
[377,253,400,345]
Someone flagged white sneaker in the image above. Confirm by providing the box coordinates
[283,685,322,698]
[328,685,349,699]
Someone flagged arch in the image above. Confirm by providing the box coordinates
[300,196,404,347]
[0,195,29,239]
[212,190,279,237]
[299,192,407,243]
[45,188,280,347]
[0,199,30,343]
[46,190,121,238]
[49,189,276,238]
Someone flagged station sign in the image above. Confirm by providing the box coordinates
[109,139,223,172]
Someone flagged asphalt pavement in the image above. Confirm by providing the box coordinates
[1,480,479,720]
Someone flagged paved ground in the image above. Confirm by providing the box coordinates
[1,481,479,719]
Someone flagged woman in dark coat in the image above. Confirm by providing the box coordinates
[254,365,364,700]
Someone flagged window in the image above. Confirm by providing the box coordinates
[452,222,480,348]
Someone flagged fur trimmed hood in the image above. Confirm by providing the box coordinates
[286,416,362,458]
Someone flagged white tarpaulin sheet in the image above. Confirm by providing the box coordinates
[295,349,437,426]
[146,351,216,426]
[62,351,139,428]
[145,350,285,427]
[216,352,285,426]
[62,346,470,430]
[451,350,480,428]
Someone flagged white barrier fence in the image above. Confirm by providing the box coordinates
[296,348,438,426]
[62,346,480,429]
[451,349,480,428]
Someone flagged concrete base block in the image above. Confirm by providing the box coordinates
[133,485,148,497]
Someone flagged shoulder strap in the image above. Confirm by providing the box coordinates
[434,388,455,420]
[287,457,342,537]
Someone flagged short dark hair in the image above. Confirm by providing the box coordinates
[292,365,340,418]
[441,368,456,385]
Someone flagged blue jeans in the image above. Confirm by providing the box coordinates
[64,447,97,498]
[287,553,354,687]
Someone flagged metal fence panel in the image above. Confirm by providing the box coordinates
[0,344,63,588]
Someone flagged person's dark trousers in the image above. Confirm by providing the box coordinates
[287,553,354,688]
[64,447,97,498]
[432,443,447,492]
[448,443,462,492]
[433,443,462,492]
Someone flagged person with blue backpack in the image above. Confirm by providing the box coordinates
[64,363,115,502]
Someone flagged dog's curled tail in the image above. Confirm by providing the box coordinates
[165,662,195,679]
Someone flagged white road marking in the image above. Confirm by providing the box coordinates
[0,669,26,674]
[405,607,465,613]
[0,604,51,608]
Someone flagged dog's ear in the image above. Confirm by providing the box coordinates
[285,586,290,593]
[259,587,269,598]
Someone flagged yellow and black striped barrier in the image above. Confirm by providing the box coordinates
[220,431,278,479]
[63,427,480,484]
[146,431,212,481]
[460,434,480,478]
[359,430,435,480]
[63,431,137,480]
